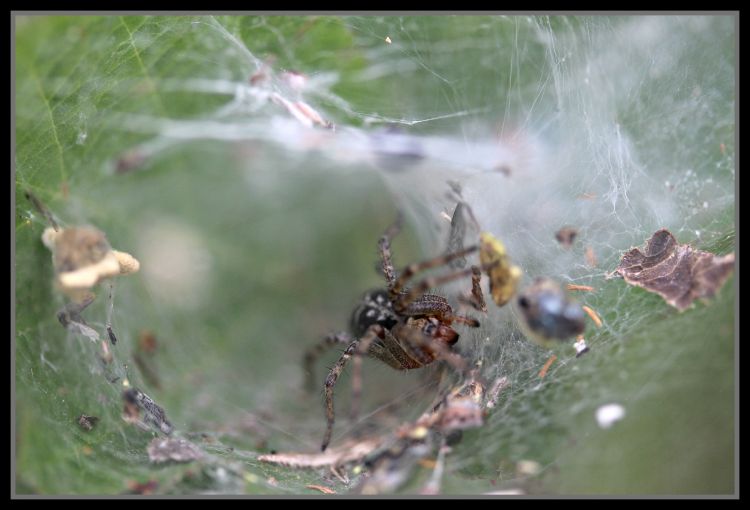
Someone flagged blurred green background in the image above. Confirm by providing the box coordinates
[14,15,735,495]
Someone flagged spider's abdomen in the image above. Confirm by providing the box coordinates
[350,288,398,336]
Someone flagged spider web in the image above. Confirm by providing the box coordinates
[14,15,736,495]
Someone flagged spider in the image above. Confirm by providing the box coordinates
[304,214,488,451]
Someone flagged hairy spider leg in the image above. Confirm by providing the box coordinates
[390,321,468,373]
[469,265,487,312]
[392,259,484,315]
[396,259,500,320]
[303,332,352,392]
[304,331,366,425]
[321,322,469,451]
[457,265,488,313]
[376,215,484,318]
[322,325,383,451]
[377,213,404,288]
[397,292,482,329]
[389,245,480,305]
[350,353,363,423]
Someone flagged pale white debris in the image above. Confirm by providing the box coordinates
[516,459,541,476]
[57,253,121,290]
[485,376,510,409]
[281,71,307,92]
[42,226,140,294]
[596,403,626,429]
[113,250,140,274]
[574,336,589,357]
[67,321,100,342]
[147,437,204,463]
[484,489,525,495]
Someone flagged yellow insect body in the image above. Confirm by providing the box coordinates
[479,232,522,306]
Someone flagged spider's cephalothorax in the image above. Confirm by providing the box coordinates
[304,214,487,451]
[350,288,461,348]
[350,289,398,337]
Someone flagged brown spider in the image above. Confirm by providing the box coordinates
[304,215,487,451]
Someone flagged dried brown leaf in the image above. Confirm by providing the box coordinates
[614,229,735,311]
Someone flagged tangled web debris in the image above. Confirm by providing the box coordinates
[258,437,384,470]
[122,387,174,435]
[36,213,140,343]
[42,226,140,295]
[260,370,507,495]
[147,437,204,464]
[353,375,492,494]
[77,414,99,432]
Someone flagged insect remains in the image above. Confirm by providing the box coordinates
[122,387,173,435]
[479,232,522,307]
[40,223,139,340]
[516,277,586,348]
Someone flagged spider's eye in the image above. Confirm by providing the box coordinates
[368,289,391,307]
[423,323,437,336]
[518,296,529,308]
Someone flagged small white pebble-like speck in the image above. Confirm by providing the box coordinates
[517,459,541,476]
[574,337,588,355]
[596,403,625,429]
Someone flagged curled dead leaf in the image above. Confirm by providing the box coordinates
[614,229,734,311]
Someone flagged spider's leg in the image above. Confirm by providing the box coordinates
[378,213,403,288]
[393,261,482,313]
[303,332,352,392]
[322,340,357,451]
[322,326,382,451]
[450,315,481,328]
[350,353,362,423]
[390,246,479,306]
[468,265,487,313]
[349,330,404,422]
[393,322,468,374]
